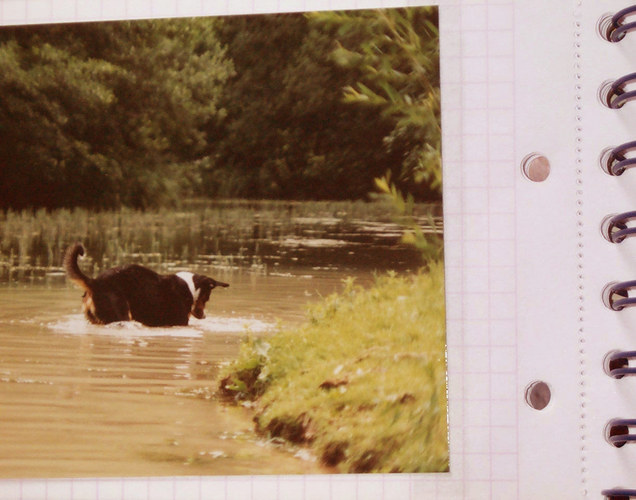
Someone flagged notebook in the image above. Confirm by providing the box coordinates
[2,0,635,499]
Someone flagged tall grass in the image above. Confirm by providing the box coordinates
[0,200,442,283]
[219,263,448,473]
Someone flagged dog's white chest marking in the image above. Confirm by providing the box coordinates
[176,272,200,303]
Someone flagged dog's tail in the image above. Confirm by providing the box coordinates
[63,242,93,291]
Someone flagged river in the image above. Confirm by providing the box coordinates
[0,203,436,477]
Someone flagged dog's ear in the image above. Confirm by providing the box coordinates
[209,278,229,289]
[193,275,229,292]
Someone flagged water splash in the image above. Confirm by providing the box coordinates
[48,314,274,337]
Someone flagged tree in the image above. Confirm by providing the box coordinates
[0,19,233,209]
[312,7,441,200]
[0,9,440,208]
[208,13,405,200]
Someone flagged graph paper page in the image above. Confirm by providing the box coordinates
[0,1,604,498]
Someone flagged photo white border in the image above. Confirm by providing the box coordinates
[0,1,519,499]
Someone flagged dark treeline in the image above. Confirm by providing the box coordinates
[0,8,440,210]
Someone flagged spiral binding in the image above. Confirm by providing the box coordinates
[600,142,636,176]
[606,418,636,447]
[599,5,636,42]
[602,489,636,500]
[601,212,636,242]
[605,350,636,378]
[602,280,636,311]
[599,73,636,109]
[599,7,636,497]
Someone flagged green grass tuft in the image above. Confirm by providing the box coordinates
[219,263,448,473]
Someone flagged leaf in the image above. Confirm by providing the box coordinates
[374,176,390,194]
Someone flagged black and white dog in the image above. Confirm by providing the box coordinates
[64,243,229,327]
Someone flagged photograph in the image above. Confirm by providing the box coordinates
[0,6,447,477]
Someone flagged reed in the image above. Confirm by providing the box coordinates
[0,200,441,283]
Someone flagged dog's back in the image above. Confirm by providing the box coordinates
[106,265,193,326]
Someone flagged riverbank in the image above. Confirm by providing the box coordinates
[219,263,448,473]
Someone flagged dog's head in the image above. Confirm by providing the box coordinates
[191,275,229,319]
[177,272,229,320]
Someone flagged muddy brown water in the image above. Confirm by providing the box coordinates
[0,214,427,478]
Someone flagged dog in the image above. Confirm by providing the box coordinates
[64,242,229,327]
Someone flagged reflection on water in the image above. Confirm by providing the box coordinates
[0,205,432,477]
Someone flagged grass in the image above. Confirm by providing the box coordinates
[218,262,448,473]
[0,200,441,283]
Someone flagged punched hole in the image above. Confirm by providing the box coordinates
[606,421,630,448]
[521,153,550,182]
[524,381,551,410]
[603,282,629,311]
[599,79,617,108]
[597,13,613,41]
[601,214,620,243]
[599,147,618,176]
[597,13,625,42]
[604,350,629,379]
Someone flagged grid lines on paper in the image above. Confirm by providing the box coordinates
[0,1,519,499]
[442,1,518,499]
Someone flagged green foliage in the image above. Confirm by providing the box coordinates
[375,171,443,263]
[312,8,441,200]
[209,13,402,200]
[220,266,448,473]
[0,19,232,209]
[0,8,441,208]
[309,8,442,260]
